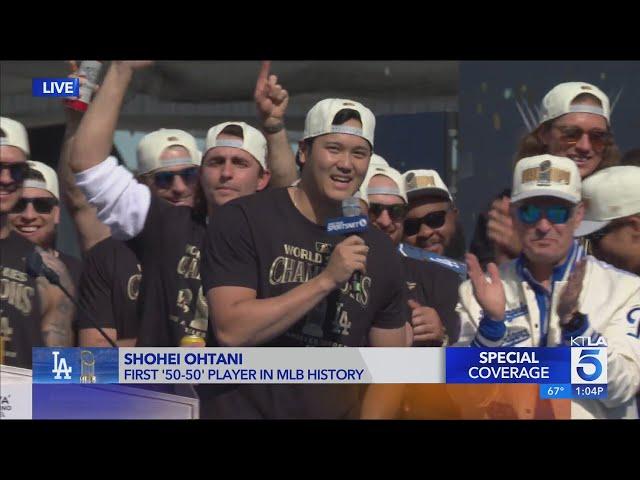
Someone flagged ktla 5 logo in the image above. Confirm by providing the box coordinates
[571,347,608,385]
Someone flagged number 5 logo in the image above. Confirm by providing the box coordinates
[577,349,602,381]
[571,347,608,385]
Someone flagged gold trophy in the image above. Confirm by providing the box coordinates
[180,288,208,347]
[80,350,96,383]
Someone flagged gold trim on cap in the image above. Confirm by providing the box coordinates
[408,175,436,190]
[521,167,571,185]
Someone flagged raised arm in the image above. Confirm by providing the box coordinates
[254,61,298,187]
[58,62,110,252]
[70,61,152,174]
[70,61,155,240]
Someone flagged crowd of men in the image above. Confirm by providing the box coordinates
[1,61,639,419]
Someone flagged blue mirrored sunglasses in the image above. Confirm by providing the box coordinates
[517,204,573,225]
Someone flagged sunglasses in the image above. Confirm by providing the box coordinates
[11,197,58,214]
[368,203,408,222]
[153,167,199,190]
[553,125,613,153]
[403,210,448,236]
[517,204,573,225]
[0,162,29,183]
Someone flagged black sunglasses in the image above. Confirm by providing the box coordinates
[153,167,199,189]
[368,203,408,222]
[403,210,447,236]
[11,197,58,214]
[0,162,29,183]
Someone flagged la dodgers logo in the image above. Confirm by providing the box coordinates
[52,350,72,380]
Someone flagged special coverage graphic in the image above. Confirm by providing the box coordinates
[28,345,608,401]
[445,344,608,399]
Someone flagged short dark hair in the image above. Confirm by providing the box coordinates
[210,124,265,176]
[303,108,364,152]
[25,167,45,182]
[220,124,244,139]
[332,108,362,126]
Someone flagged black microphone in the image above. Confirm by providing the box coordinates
[26,250,118,348]
[342,196,366,294]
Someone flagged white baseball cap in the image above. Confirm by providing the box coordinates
[363,164,407,203]
[538,82,611,126]
[23,160,59,200]
[574,166,640,237]
[403,169,452,202]
[0,116,30,156]
[137,129,201,175]
[205,122,267,170]
[303,98,375,147]
[512,154,581,205]
[370,153,389,168]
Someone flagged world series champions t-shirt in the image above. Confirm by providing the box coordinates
[401,255,461,345]
[133,195,208,347]
[199,187,408,419]
[0,231,43,368]
[77,237,142,340]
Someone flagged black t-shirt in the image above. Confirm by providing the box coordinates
[199,187,408,419]
[0,231,43,368]
[77,237,141,340]
[134,196,207,347]
[401,255,461,345]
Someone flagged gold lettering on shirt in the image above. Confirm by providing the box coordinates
[340,276,371,307]
[176,288,193,314]
[0,278,34,315]
[269,257,323,286]
[283,244,323,264]
[177,244,201,280]
[2,267,29,283]
[127,264,142,301]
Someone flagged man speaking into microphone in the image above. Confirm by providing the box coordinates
[201,98,409,419]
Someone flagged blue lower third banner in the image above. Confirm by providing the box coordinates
[32,347,445,384]
[33,348,119,384]
[446,348,571,384]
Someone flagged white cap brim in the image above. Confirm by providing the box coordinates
[511,189,579,205]
[574,219,610,237]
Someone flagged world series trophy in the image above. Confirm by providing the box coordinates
[80,350,96,384]
[180,290,208,347]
